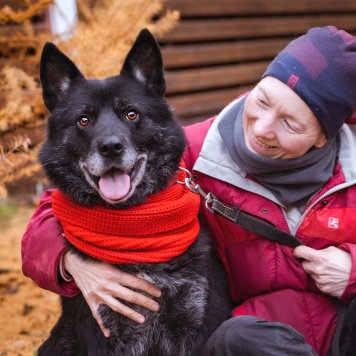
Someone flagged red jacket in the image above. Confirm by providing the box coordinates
[182,115,356,356]
[22,105,356,355]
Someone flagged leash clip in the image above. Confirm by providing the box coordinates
[178,167,215,213]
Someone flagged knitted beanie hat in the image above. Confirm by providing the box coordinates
[262,26,356,139]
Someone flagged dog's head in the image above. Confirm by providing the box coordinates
[39,29,186,207]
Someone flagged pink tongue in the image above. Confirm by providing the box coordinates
[98,170,130,201]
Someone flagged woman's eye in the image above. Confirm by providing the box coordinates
[78,116,90,127]
[126,110,138,121]
[257,96,268,106]
[282,119,297,132]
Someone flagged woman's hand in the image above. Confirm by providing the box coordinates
[63,250,161,337]
[294,245,352,298]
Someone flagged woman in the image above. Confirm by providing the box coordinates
[22,26,356,355]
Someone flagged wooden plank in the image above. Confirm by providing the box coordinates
[178,113,218,126]
[167,0,356,17]
[162,38,290,69]
[0,22,49,36]
[160,15,356,43]
[167,86,252,118]
[165,61,268,94]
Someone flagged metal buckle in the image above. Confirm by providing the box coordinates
[178,167,215,213]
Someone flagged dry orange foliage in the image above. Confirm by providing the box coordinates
[0,0,52,25]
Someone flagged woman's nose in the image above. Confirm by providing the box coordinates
[253,115,276,139]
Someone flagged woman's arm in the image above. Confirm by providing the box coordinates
[21,190,162,337]
[21,190,79,296]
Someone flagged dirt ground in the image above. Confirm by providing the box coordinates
[0,203,60,356]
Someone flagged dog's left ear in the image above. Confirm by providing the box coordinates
[121,29,166,96]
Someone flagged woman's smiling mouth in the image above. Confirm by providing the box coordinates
[248,132,277,153]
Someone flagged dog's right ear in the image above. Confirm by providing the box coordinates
[121,29,166,97]
[40,42,84,112]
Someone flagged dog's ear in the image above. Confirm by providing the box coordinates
[40,42,84,112]
[121,29,165,96]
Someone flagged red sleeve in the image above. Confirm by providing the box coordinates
[21,189,79,297]
[338,243,356,303]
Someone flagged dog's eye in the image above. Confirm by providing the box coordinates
[78,116,90,127]
[126,111,138,121]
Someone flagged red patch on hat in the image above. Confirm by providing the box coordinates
[345,109,356,125]
[287,74,299,89]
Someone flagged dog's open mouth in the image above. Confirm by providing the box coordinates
[98,169,131,201]
[82,154,147,204]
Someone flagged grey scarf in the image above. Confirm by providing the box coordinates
[218,96,338,206]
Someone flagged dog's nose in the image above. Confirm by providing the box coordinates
[98,136,124,158]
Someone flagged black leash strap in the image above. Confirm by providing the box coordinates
[178,168,303,248]
[209,198,303,248]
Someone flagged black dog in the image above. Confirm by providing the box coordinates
[38,29,230,355]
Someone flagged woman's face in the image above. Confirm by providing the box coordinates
[243,76,327,159]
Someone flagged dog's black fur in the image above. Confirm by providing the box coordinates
[38,29,231,355]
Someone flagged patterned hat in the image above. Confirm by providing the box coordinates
[262,26,356,139]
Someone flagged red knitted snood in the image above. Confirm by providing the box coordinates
[52,163,201,264]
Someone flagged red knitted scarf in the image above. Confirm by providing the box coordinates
[51,164,201,264]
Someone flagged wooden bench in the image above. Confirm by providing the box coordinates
[160,0,356,125]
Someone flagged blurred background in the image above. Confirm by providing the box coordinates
[0,0,355,354]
